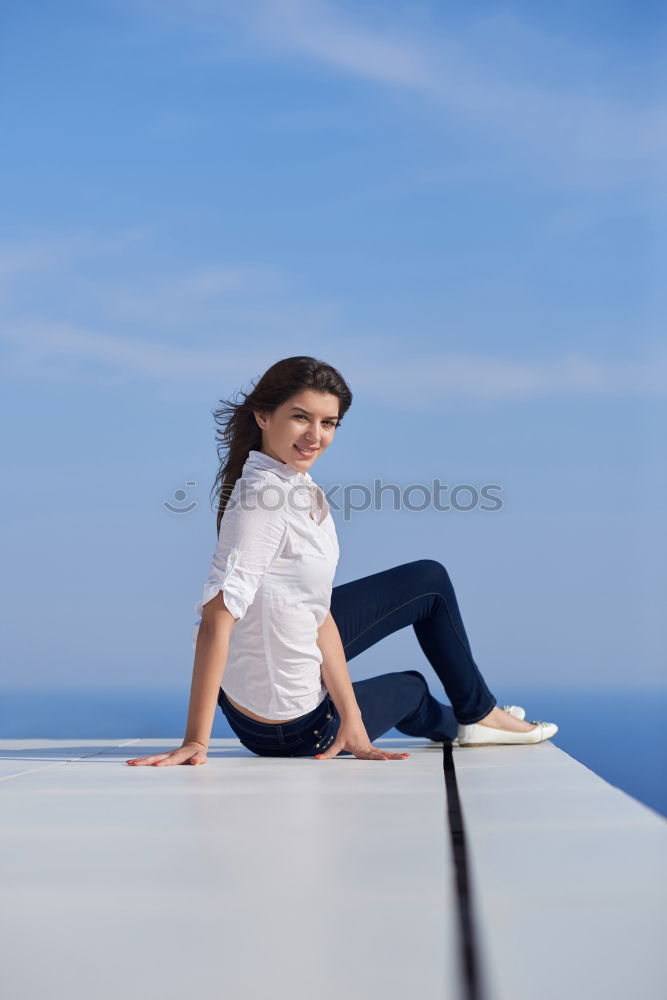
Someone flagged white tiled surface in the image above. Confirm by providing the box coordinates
[454,741,667,999]
[0,738,459,1000]
[1,737,665,1000]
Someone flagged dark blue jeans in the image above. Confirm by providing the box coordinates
[217,559,497,757]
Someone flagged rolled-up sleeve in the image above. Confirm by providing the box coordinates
[192,481,288,648]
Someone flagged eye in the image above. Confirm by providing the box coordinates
[293,415,338,427]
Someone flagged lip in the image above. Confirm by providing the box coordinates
[293,444,318,455]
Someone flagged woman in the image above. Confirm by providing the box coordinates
[127,356,557,766]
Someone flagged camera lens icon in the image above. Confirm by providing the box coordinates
[163,481,198,514]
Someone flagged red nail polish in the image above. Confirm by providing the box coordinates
[315,754,322,758]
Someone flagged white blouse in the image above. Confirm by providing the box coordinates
[192,449,340,719]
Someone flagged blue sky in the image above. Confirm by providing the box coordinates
[1,0,665,696]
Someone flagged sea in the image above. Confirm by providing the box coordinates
[1,685,665,819]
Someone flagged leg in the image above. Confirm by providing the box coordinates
[351,670,459,743]
[329,558,497,726]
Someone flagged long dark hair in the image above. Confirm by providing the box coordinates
[210,356,353,536]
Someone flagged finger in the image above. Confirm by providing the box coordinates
[340,746,387,760]
[163,746,207,766]
[315,742,343,759]
[155,751,191,766]
[364,746,410,760]
[127,754,170,766]
[155,754,189,766]
[357,747,408,760]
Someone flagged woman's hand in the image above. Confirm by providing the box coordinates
[126,741,208,766]
[316,717,410,761]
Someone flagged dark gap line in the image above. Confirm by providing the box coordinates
[443,743,487,1000]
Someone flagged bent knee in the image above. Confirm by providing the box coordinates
[402,669,428,688]
[413,558,451,590]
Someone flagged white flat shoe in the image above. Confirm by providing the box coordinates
[449,705,525,746]
[457,719,559,747]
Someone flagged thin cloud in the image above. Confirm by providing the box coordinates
[0,233,328,333]
[1,230,663,402]
[149,0,667,184]
[240,0,436,90]
[0,229,149,286]
[2,320,268,379]
[352,350,667,402]
[2,320,665,401]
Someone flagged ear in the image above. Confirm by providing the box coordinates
[253,409,267,430]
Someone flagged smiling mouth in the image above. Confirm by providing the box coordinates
[293,444,318,455]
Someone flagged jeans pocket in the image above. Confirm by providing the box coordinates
[308,708,338,753]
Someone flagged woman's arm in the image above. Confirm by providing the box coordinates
[184,594,237,747]
[316,611,362,721]
[127,591,236,766]
[315,611,410,761]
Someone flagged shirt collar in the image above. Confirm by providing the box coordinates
[244,449,314,486]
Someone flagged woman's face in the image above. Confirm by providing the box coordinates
[254,389,340,471]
